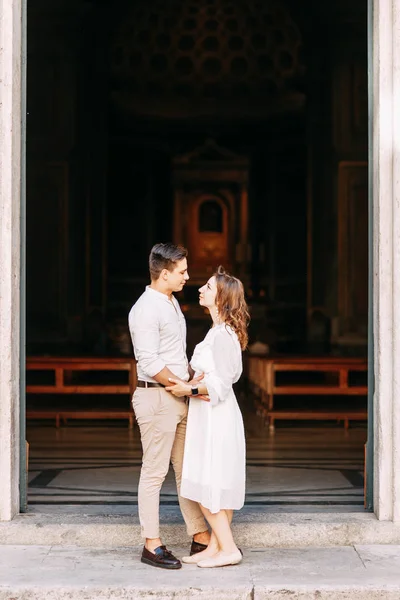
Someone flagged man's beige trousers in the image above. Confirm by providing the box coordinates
[132,387,207,539]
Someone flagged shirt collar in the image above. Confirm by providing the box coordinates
[145,285,176,304]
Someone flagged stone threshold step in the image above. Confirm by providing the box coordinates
[1,585,400,600]
[1,511,400,547]
[1,544,400,600]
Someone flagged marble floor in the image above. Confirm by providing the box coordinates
[26,400,368,513]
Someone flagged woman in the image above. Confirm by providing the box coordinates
[166,266,249,568]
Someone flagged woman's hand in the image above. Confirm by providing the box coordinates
[188,373,204,386]
[197,395,210,402]
[165,378,191,398]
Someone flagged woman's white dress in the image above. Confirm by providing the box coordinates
[181,323,246,514]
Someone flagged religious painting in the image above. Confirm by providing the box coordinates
[187,193,230,274]
[199,200,223,233]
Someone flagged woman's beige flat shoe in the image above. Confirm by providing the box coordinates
[182,551,219,564]
[181,555,200,564]
[197,550,242,568]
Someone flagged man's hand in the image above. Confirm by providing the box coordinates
[165,378,191,397]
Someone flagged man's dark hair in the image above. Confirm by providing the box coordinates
[149,243,188,281]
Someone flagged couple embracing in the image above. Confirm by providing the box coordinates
[128,243,249,570]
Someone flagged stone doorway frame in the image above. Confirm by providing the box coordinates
[1,0,400,523]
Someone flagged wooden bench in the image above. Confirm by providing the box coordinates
[245,355,368,430]
[267,408,367,430]
[26,356,137,428]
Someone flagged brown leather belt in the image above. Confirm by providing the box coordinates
[136,380,188,403]
[137,380,164,388]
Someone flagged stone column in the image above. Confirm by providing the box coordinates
[372,0,400,521]
[0,0,22,521]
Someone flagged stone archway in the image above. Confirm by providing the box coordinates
[1,0,400,525]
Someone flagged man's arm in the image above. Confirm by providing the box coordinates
[129,306,190,387]
[153,367,204,387]
[129,306,166,377]
[152,366,186,387]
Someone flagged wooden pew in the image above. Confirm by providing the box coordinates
[26,356,136,428]
[245,355,368,431]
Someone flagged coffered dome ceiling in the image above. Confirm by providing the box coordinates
[110,0,305,119]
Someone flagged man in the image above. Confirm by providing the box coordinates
[128,243,211,569]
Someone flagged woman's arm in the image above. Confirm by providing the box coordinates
[166,329,238,406]
[201,330,237,406]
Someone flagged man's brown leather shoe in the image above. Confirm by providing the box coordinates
[190,539,208,556]
[141,545,182,569]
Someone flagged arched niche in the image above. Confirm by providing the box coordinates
[188,194,230,274]
[172,139,249,284]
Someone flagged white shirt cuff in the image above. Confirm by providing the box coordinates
[142,358,166,378]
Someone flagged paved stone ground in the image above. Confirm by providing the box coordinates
[1,544,400,599]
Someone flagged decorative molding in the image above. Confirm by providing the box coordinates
[173,138,248,166]
[333,61,368,153]
[110,0,305,118]
[336,161,368,344]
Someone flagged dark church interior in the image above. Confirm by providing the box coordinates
[25,0,369,510]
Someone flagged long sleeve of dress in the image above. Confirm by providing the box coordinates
[198,328,240,407]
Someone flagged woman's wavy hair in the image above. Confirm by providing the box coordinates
[215,266,250,350]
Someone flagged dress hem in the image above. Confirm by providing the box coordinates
[180,491,244,514]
